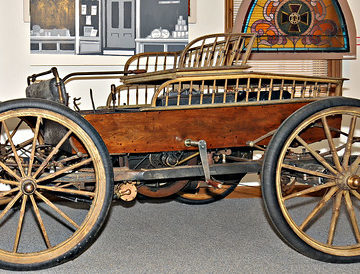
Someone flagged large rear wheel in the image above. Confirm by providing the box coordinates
[0,99,113,270]
[262,97,360,263]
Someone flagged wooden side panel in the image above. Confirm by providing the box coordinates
[83,102,310,154]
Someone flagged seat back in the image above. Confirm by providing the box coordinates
[178,33,256,69]
[123,33,256,75]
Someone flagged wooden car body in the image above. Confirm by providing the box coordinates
[1,32,357,270]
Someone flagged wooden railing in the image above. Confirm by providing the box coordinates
[150,73,344,107]
[106,33,344,109]
[106,84,157,108]
[178,33,256,69]
[124,51,180,75]
[106,73,344,109]
[123,33,256,75]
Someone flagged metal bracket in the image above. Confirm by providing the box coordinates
[246,129,277,151]
[111,84,117,108]
[185,139,222,188]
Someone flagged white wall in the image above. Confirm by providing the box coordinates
[0,0,224,109]
[343,0,360,98]
[0,0,358,107]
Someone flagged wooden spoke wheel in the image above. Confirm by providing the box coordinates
[262,97,360,263]
[0,99,113,270]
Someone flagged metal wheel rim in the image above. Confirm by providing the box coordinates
[0,108,107,265]
[276,106,360,256]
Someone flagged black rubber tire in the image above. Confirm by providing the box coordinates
[0,99,114,270]
[262,97,360,263]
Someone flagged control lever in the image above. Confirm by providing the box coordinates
[184,139,222,189]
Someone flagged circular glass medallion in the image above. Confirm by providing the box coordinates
[276,0,313,35]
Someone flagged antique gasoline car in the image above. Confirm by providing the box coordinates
[1,33,360,270]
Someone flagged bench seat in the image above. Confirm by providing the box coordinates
[121,66,251,85]
[155,90,292,106]
[120,33,256,85]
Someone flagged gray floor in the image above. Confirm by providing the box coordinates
[3,198,360,274]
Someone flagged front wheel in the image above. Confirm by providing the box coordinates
[262,97,360,263]
[0,99,113,270]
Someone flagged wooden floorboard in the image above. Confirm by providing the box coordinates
[225,185,325,199]
[226,186,262,198]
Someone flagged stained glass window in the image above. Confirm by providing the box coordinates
[242,0,349,52]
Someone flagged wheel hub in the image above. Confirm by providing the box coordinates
[335,172,360,190]
[21,178,37,195]
[347,175,360,190]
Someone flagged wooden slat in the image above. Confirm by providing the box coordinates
[228,36,242,65]
[235,38,246,64]
[207,37,218,67]
[234,78,239,102]
[195,40,206,67]
[221,36,232,66]
[200,80,205,104]
[155,55,158,71]
[145,56,149,71]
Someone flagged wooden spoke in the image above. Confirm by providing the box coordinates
[29,195,51,248]
[0,187,20,198]
[319,141,360,158]
[344,191,360,243]
[299,186,338,230]
[282,177,297,195]
[283,181,336,201]
[28,117,41,176]
[17,144,32,156]
[4,120,23,146]
[37,185,95,198]
[3,138,33,158]
[321,117,343,172]
[313,123,350,138]
[0,192,23,223]
[0,161,21,181]
[2,121,25,177]
[295,135,338,176]
[350,189,360,201]
[0,179,19,187]
[36,158,92,184]
[57,182,79,188]
[327,190,343,245]
[320,146,345,157]
[343,117,357,169]
[15,138,33,152]
[282,164,336,180]
[56,154,83,165]
[350,155,360,174]
[13,195,28,253]
[32,130,72,179]
[35,191,80,229]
